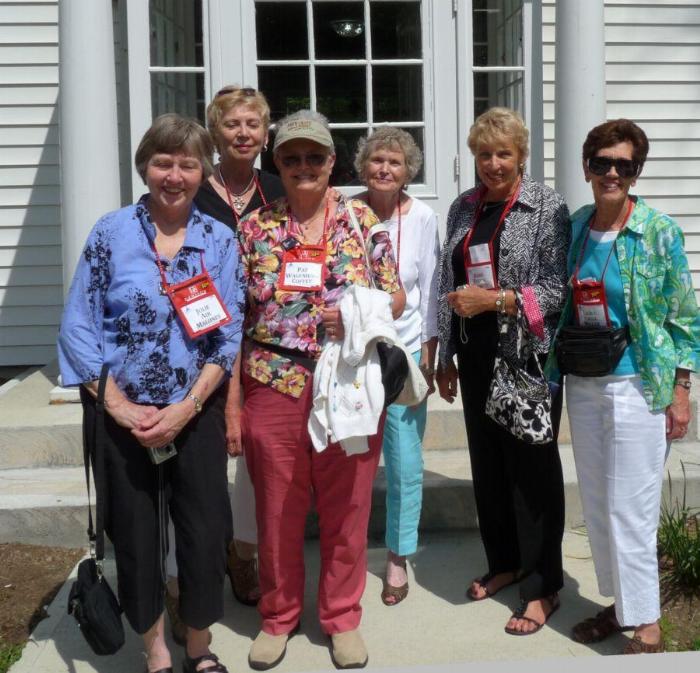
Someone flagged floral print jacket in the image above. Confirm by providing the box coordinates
[237,192,401,398]
[549,196,700,411]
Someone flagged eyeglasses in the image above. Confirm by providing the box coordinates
[279,153,328,168]
[215,86,256,98]
[588,156,639,178]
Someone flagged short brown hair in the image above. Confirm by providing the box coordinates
[468,107,529,163]
[206,85,271,139]
[582,118,649,169]
[134,113,214,181]
[354,127,423,185]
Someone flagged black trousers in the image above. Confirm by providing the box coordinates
[82,388,231,634]
[456,325,565,601]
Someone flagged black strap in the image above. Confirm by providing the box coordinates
[84,364,109,561]
[254,339,318,373]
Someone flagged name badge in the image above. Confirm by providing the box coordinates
[467,263,497,289]
[167,272,232,339]
[279,244,326,292]
[573,279,610,328]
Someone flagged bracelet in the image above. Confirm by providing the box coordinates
[675,380,692,390]
[495,288,507,314]
[419,363,436,376]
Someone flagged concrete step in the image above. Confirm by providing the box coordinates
[2,442,699,549]
[2,362,699,468]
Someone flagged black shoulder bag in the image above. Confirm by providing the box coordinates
[67,364,125,655]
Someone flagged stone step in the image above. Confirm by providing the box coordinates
[2,442,699,549]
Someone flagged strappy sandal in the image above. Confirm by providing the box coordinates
[381,580,409,606]
[226,543,260,607]
[466,570,520,601]
[182,652,228,673]
[504,593,560,636]
[623,635,664,655]
[571,604,633,643]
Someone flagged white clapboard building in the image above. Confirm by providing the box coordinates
[1,0,699,366]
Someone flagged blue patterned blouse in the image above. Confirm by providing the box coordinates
[58,196,245,404]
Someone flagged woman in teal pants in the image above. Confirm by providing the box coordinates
[354,127,440,604]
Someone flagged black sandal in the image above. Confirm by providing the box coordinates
[504,594,560,636]
[466,570,520,601]
[182,652,228,673]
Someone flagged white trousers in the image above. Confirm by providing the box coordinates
[566,374,669,627]
[166,455,258,577]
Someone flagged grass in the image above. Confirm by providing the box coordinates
[658,462,700,591]
[0,642,24,673]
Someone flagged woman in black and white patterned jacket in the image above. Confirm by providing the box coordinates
[436,107,570,636]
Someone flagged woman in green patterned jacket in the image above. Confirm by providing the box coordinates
[554,119,700,655]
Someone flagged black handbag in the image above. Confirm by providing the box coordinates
[555,325,630,377]
[67,364,125,656]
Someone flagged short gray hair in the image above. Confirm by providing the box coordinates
[272,109,335,153]
[354,126,423,185]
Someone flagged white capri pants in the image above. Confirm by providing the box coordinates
[166,455,258,576]
[566,374,669,627]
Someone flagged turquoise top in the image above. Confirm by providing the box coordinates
[576,229,639,375]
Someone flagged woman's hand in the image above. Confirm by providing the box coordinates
[419,338,438,397]
[666,385,691,440]
[321,306,345,341]
[107,397,159,430]
[131,400,195,448]
[436,360,459,403]
[224,368,244,457]
[447,285,493,319]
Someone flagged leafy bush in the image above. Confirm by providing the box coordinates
[658,462,700,591]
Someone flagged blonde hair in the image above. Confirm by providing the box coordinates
[353,127,423,185]
[468,107,529,163]
[206,86,271,148]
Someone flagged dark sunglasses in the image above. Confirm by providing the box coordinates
[279,153,328,168]
[215,86,256,98]
[588,156,639,178]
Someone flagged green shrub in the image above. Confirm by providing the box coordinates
[658,462,700,591]
[0,642,24,673]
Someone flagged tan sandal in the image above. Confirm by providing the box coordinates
[227,542,260,607]
[571,604,632,643]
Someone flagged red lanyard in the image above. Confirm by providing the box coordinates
[150,242,206,294]
[286,199,331,247]
[461,178,521,269]
[220,169,267,226]
[572,198,634,285]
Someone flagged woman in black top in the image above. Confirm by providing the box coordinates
[166,88,284,640]
[436,107,570,636]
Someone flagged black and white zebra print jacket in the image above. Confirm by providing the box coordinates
[437,174,571,368]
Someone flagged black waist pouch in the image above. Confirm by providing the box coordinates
[555,325,630,377]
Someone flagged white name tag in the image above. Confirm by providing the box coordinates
[181,294,229,333]
[469,243,491,264]
[467,264,497,289]
[283,261,324,289]
[577,303,608,328]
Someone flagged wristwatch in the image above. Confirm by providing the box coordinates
[675,379,692,390]
[187,393,203,413]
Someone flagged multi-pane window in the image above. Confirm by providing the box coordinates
[472,0,524,118]
[255,0,426,185]
[149,0,206,122]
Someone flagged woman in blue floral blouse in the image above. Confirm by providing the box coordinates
[58,114,244,673]
[556,119,700,655]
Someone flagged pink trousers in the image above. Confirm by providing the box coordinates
[242,373,382,635]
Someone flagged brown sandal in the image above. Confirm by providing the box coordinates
[571,604,632,643]
[467,570,520,601]
[227,542,260,607]
[623,635,664,654]
[381,580,408,606]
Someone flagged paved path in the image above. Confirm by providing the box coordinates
[9,528,682,673]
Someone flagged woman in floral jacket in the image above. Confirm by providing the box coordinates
[233,110,405,671]
[557,119,700,655]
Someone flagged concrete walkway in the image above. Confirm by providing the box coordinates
[7,528,665,673]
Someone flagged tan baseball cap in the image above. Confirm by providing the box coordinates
[273,117,334,151]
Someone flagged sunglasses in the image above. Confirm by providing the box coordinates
[588,156,639,178]
[279,153,328,168]
[215,86,256,98]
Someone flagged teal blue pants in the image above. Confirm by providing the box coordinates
[382,350,427,556]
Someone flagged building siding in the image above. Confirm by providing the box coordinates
[0,0,60,365]
[543,0,700,290]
